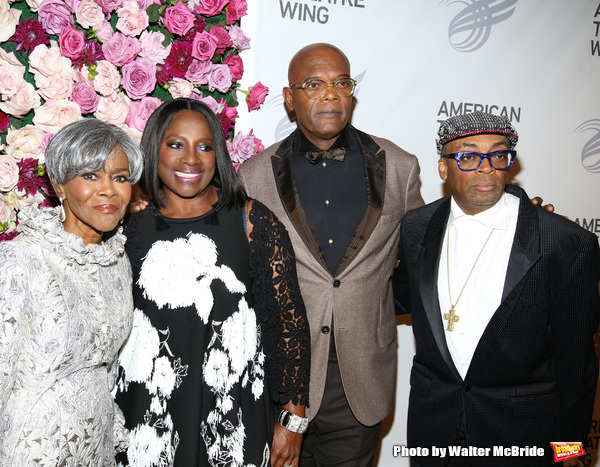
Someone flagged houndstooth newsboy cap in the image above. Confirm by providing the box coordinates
[436,111,519,154]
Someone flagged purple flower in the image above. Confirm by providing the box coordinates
[207,64,232,93]
[121,57,157,100]
[71,40,105,71]
[38,0,75,35]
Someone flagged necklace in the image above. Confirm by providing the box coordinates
[443,227,495,331]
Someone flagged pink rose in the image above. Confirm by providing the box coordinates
[224,54,243,81]
[59,26,85,59]
[96,0,122,13]
[184,59,211,85]
[209,25,232,54]
[246,81,268,111]
[194,0,228,16]
[221,102,238,122]
[190,92,219,113]
[116,0,148,37]
[139,30,171,64]
[164,1,195,37]
[38,0,74,35]
[37,75,74,101]
[0,155,19,191]
[42,131,53,152]
[137,0,159,11]
[230,130,262,163]
[0,63,26,98]
[6,125,46,161]
[0,83,41,117]
[125,96,161,132]
[207,64,231,93]
[228,25,250,51]
[168,78,193,98]
[226,0,247,25]
[93,60,121,96]
[191,29,218,62]
[95,91,130,125]
[71,82,100,113]
[102,32,141,67]
[75,0,104,29]
[121,57,157,100]
[32,99,82,134]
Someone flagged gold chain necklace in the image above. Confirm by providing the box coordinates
[443,227,495,331]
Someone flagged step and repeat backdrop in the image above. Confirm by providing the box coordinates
[235,1,600,465]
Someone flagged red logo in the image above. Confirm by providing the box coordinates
[550,442,585,462]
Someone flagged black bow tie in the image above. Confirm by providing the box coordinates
[305,147,346,164]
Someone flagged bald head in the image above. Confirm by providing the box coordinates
[288,43,351,84]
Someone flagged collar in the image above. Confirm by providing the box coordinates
[449,191,520,231]
[297,125,350,154]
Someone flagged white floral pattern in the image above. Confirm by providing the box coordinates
[0,205,133,466]
[117,232,268,467]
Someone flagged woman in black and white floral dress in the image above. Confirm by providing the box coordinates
[115,98,309,467]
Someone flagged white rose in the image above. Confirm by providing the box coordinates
[29,41,75,79]
[93,60,121,97]
[0,82,41,117]
[75,0,104,29]
[0,193,17,233]
[168,78,193,98]
[0,63,26,99]
[0,0,21,42]
[95,91,130,125]
[6,125,46,162]
[36,74,74,101]
[32,99,82,134]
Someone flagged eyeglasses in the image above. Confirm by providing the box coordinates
[288,78,357,100]
[442,150,517,171]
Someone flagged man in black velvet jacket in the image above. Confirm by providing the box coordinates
[393,112,599,467]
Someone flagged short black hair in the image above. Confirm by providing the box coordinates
[140,98,247,211]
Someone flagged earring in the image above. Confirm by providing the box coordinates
[58,198,66,223]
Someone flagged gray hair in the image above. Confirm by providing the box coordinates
[45,119,143,186]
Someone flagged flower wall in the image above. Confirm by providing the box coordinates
[0,0,266,240]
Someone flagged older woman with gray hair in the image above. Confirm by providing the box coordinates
[0,119,143,465]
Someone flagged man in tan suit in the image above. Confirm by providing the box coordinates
[238,43,424,466]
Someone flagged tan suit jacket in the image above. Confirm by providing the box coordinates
[238,126,424,425]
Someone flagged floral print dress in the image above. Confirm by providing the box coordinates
[0,205,133,466]
[115,200,309,467]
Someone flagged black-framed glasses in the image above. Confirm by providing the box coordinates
[288,78,357,100]
[442,150,517,171]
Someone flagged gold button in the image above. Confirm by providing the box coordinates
[325,200,330,205]
[328,239,333,244]
[322,162,327,167]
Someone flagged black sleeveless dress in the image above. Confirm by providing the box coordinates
[115,200,309,467]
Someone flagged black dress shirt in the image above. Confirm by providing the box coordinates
[292,126,368,275]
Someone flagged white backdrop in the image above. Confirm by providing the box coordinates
[235,1,600,465]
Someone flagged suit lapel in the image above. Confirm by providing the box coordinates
[270,131,330,272]
[336,128,385,276]
[467,185,542,376]
[419,199,462,380]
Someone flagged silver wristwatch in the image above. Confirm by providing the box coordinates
[278,409,309,434]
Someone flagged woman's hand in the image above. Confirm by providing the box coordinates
[127,184,150,214]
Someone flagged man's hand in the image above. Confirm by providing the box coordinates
[563,457,583,466]
[530,196,554,213]
[270,422,302,467]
